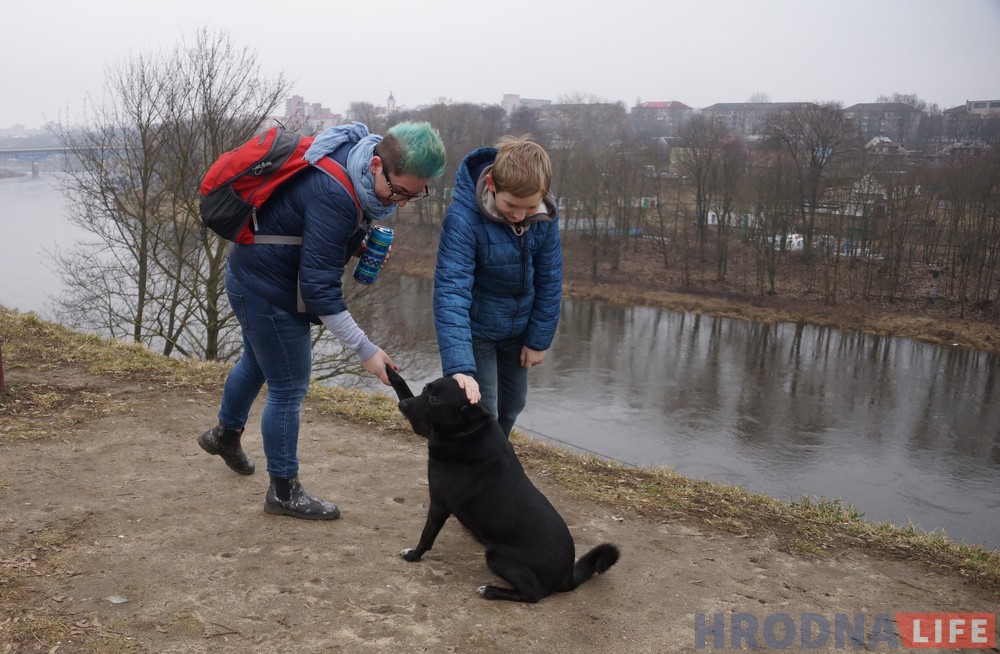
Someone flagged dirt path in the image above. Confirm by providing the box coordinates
[1,360,997,653]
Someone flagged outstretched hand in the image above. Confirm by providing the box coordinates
[362,348,396,385]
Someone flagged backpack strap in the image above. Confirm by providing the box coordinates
[276,157,365,314]
[314,157,363,227]
[253,157,363,246]
[254,233,305,245]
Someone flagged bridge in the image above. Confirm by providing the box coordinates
[0,146,77,163]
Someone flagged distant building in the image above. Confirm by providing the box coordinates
[284,95,306,121]
[630,101,693,138]
[962,99,1000,117]
[943,99,1000,143]
[700,102,810,140]
[864,136,914,158]
[844,102,924,145]
[501,94,552,115]
[280,95,342,134]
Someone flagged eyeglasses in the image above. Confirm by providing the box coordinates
[381,164,429,202]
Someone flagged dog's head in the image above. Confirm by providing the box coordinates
[395,375,493,439]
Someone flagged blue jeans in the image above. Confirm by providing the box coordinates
[218,271,311,478]
[472,336,529,437]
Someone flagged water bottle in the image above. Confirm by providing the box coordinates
[352,226,395,285]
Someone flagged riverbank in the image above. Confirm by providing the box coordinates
[1,307,998,651]
[391,220,1000,356]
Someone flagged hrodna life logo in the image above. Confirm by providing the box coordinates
[693,611,996,649]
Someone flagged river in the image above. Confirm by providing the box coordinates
[3,171,999,550]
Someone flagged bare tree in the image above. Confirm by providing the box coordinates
[745,140,800,295]
[707,137,749,281]
[764,102,860,265]
[675,114,729,259]
[347,102,384,133]
[546,97,631,280]
[52,28,289,360]
[508,106,545,140]
[936,150,1000,316]
[52,52,172,344]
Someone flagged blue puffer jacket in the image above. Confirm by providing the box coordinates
[434,147,563,377]
[226,141,367,323]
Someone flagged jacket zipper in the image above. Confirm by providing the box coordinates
[518,231,527,295]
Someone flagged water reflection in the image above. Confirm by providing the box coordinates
[369,276,1000,549]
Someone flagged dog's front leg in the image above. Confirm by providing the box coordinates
[400,502,450,562]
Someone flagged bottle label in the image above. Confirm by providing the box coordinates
[353,226,394,285]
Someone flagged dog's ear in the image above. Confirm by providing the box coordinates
[385,364,414,400]
[461,402,494,422]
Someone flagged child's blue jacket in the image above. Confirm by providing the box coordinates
[433,147,563,377]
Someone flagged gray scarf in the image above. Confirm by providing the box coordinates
[304,122,397,221]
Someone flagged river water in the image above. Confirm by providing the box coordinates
[3,172,999,550]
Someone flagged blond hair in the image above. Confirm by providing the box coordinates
[489,135,552,198]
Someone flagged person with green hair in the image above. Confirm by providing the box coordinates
[198,121,451,520]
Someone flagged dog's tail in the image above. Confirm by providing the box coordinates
[568,543,620,590]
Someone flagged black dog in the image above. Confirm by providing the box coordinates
[386,365,620,603]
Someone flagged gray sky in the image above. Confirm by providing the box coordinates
[4,0,1000,129]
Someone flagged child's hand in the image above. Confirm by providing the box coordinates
[452,373,480,404]
[520,347,545,369]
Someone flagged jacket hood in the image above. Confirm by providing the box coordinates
[453,147,497,210]
[454,148,556,233]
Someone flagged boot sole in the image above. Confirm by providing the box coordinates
[264,503,341,520]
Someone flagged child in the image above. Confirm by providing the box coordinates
[433,136,562,436]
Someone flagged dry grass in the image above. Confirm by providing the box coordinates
[0,309,230,445]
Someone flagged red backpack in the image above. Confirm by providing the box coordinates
[199,126,361,244]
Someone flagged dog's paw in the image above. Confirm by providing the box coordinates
[477,585,488,596]
[400,548,421,562]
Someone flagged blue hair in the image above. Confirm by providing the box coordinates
[386,122,447,179]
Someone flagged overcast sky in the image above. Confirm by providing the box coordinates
[4,0,999,129]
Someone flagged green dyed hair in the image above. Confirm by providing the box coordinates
[380,121,447,179]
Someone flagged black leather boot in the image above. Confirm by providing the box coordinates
[197,423,255,475]
[264,475,340,520]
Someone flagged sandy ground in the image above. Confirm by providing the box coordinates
[1,360,998,653]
